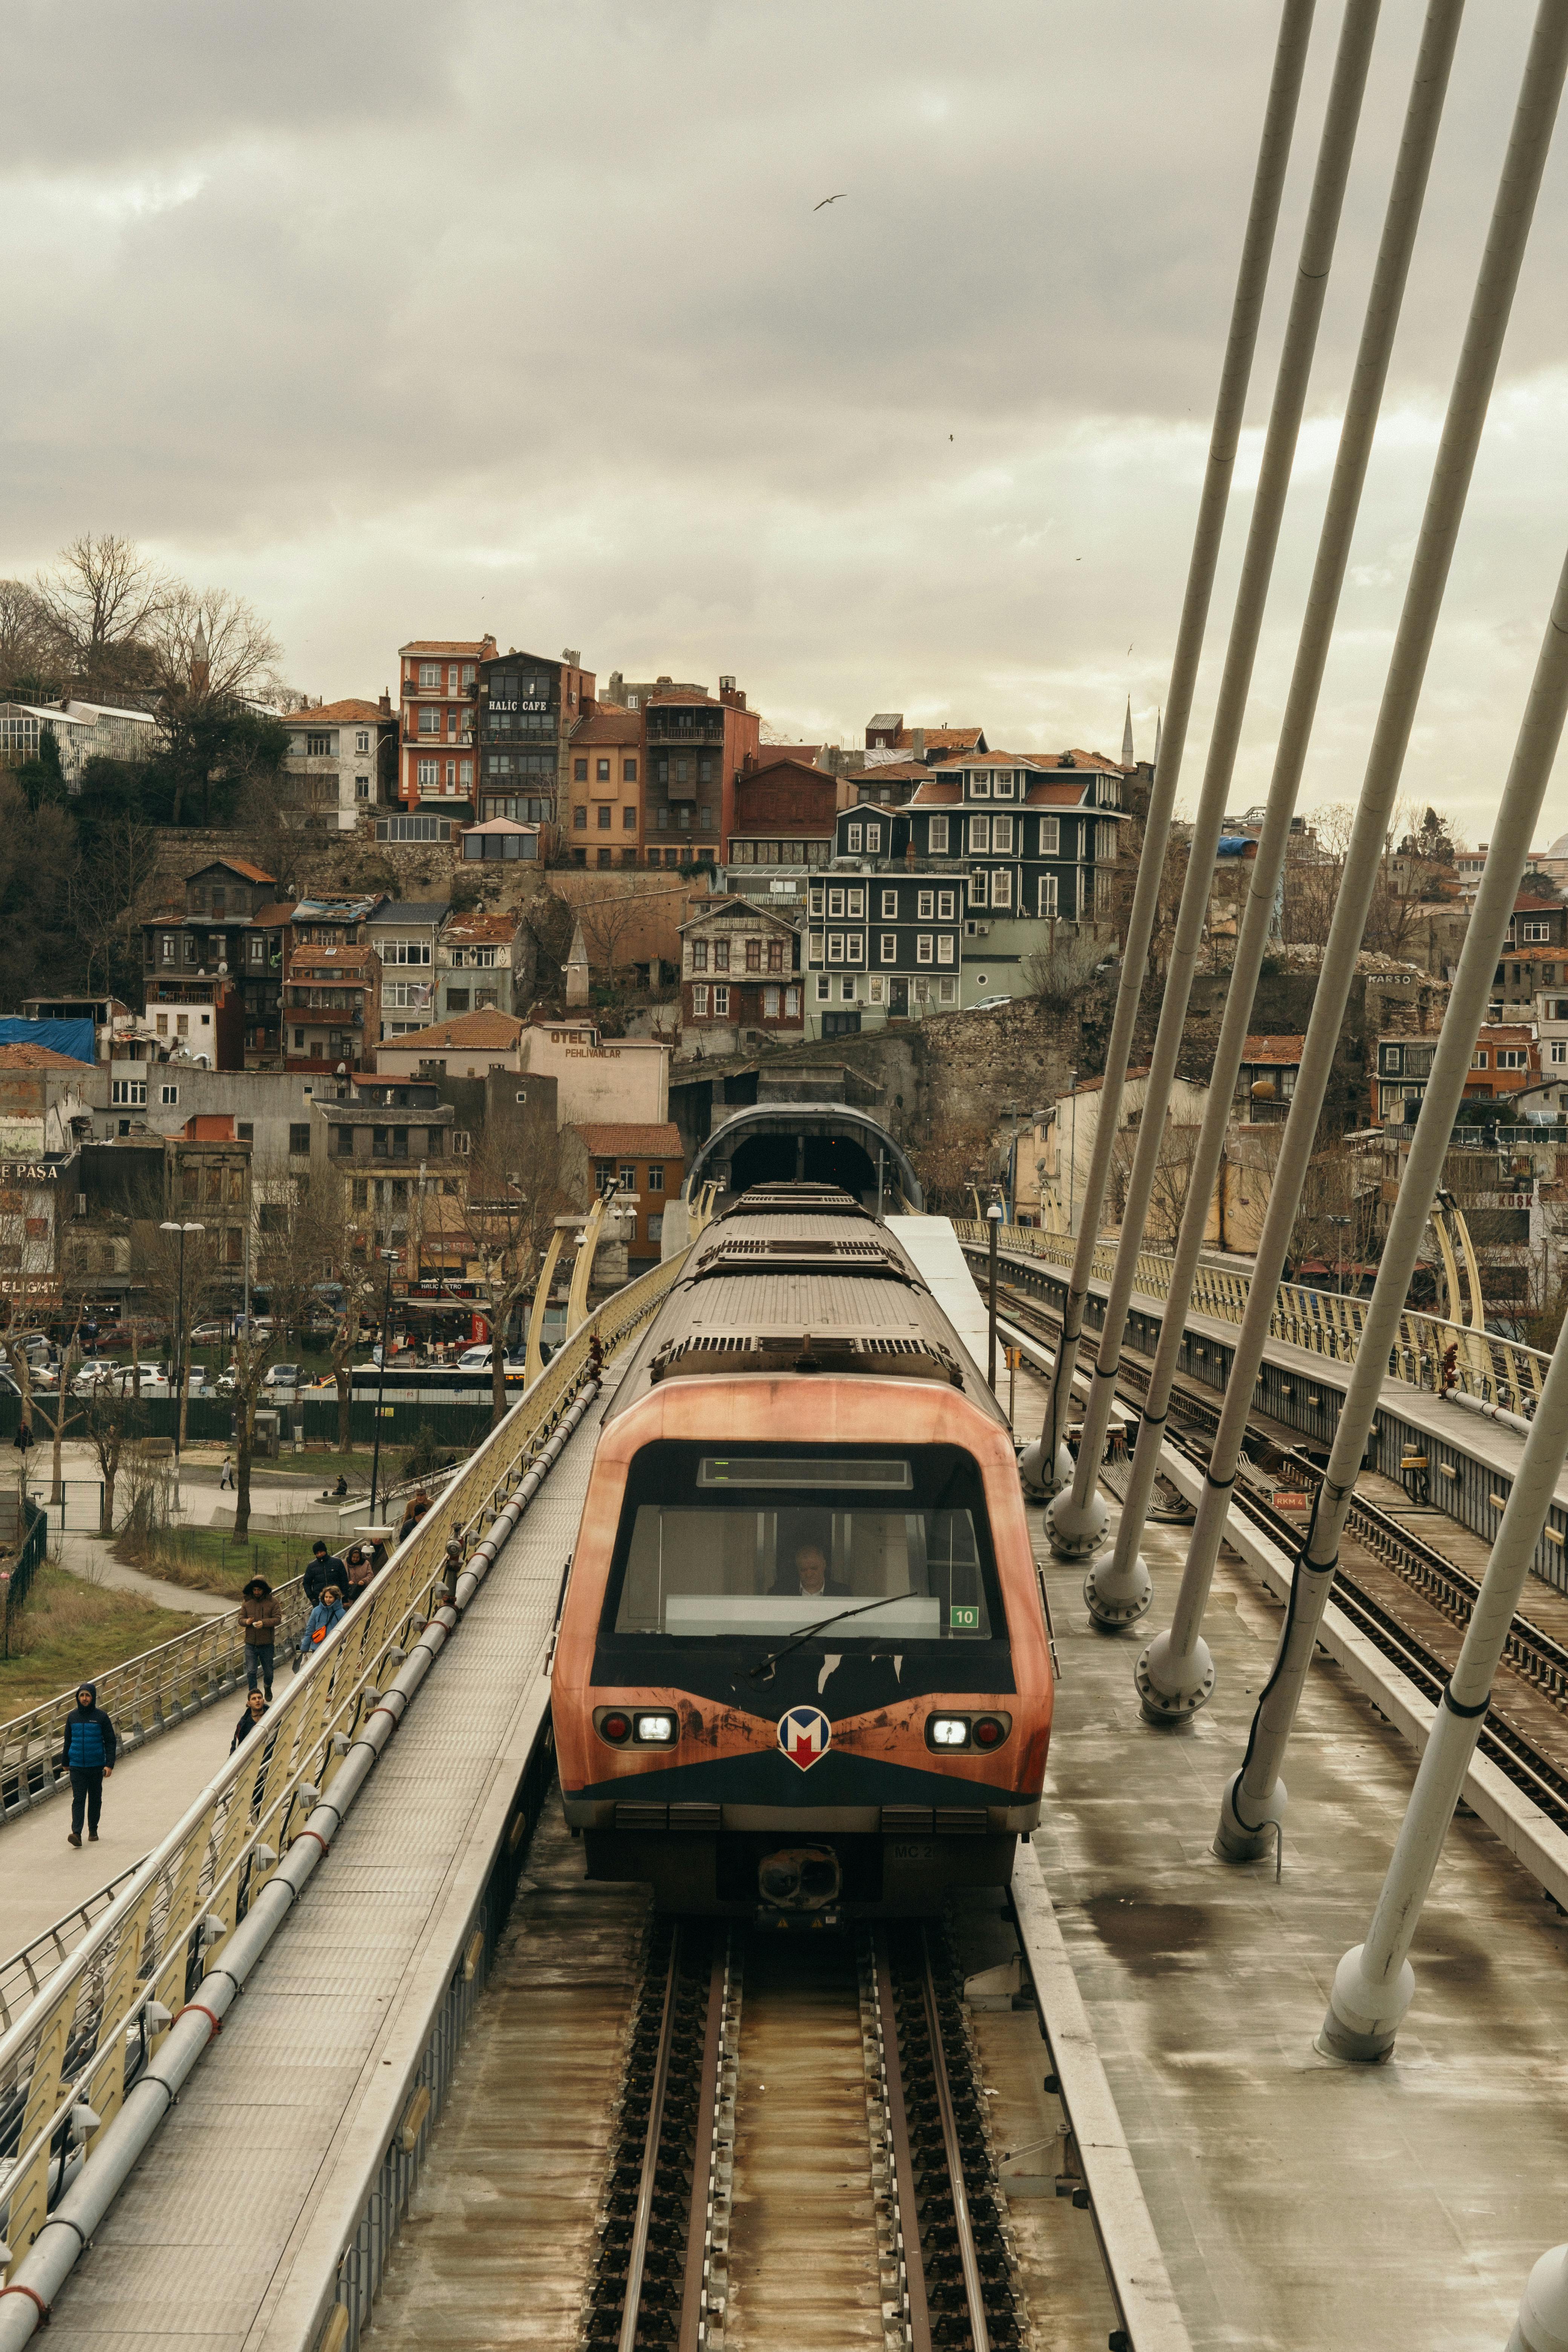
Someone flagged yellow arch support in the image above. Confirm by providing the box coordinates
[567,1192,614,1337]
[524,1222,569,1385]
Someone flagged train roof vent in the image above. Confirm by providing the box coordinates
[647,1329,963,1386]
[692,1236,913,1284]
[719,1184,870,1220]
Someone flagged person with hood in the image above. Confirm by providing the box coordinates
[58,1684,116,1847]
[398,1489,431,1543]
[343,1545,378,1606]
[237,1576,281,1700]
[303,1539,345,1606]
[300,1584,345,1660]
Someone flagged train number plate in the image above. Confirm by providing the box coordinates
[949,1605,980,1630]
[890,1842,935,1862]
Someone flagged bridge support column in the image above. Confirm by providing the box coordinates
[1508,2246,1568,2352]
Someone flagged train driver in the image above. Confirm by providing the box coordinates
[772,1538,850,1601]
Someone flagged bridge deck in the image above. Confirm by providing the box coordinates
[38,1392,607,2352]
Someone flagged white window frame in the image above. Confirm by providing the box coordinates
[937,890,955,920]
[970,770,990,798]
[968,871,988,909]
[917,890,934,919]
[847,888,865,917]
[160,1084,179,1105]
[1523,920,1553,942]
[1472,1050,1489,1069]
[693,983,709,1016]
[938,976,958,1004]
[785,986,799,1015]
[969,814,990,854]
[1038,874,1059,917]
[807,930,823,965]
[929,815,949,854]
[847,824,863,852]
[994,769,1015,796]
[827,933,844,963]
[1039,815,1060,855]
[869,976,885,1005]
[816,974,831,1002]
[840,976,857,1001]
[881,889,898,918]
[880,932,897,962]
[865,823,881,851]
[827,887,845,919]
[764,985,780,1017]
[809,884,825,916]
[992,814,1014,853]
[917,934,934,965]
[1497,1048,1529,1069]
[847,933,865,965]
[937,935,955,965]
[991,869,1013,910]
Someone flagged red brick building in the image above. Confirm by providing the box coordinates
[285,945,381,1075]
[643,680,760,870]
[398,636,497,816]
[573,1120,685,1266]
[726,754,845,870]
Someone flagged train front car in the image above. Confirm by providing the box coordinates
[552,1184,1052,1921]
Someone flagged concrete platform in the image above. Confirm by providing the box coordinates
[1035,1497,1568,2352]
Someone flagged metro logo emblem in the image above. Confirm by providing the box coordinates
[777,1705,832,1771]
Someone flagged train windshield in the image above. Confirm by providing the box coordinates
[602,1441,1000,1643]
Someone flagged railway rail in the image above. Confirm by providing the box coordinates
[587,1919,1026,2352]
[983,1269,1568,1845]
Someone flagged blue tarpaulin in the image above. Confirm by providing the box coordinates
[0,1018,96,1065]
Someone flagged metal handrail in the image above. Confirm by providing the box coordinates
[0,1865,146,2032]
[953,1217,1553,1421]
[0,1578,310,1825]
[0,1249,684,2263]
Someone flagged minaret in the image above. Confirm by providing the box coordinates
[190,621,210,699]
[565,917,591,1009]
[1121,695,1135,768]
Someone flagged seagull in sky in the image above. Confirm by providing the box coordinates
[814,192,848,210]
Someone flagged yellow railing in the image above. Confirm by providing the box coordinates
[953,1219,1548,1420]
[0,1249,686,2269]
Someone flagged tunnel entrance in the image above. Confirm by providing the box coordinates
[729,1129,880,1200]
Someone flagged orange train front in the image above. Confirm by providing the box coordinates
[551,1183,1054,1920]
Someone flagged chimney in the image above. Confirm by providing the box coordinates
[608,671,623,702]
[912,727,926,761]
[378,690,392,716]
[563,648,581,667]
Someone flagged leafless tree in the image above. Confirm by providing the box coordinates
[456,1121,573,1426]
[0,579,65,694]
[139,1224,224,1451]
[147,583,283,715]
[910,1123,996,1216]
[80,1383,138,1537]
[71,810,162,993]
[574,882,648,999]
[33,534,170,700]
[1023,929,1103,1012]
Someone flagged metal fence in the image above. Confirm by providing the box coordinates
[1,1503,51,1659]
[0,1248,684,2276]
[0,1866,145,2032]
[954,1219,1553,1421]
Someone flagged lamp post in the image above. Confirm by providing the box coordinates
[986,1195,1004,1391]
[368,1247,401,1527]
[158,1219,205,1503]
[1331,1213,1352,1296]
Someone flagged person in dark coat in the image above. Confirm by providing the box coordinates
[58,1683,116,1846]
[343,1545,378,1605]
[770,1542,850,1600]
[303,1540,345,1606]
[397,1489,431,1543]
[237,1577,281,1699]
[231,1688,268,1750]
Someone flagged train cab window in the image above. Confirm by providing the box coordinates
[600,1442,1000,1643]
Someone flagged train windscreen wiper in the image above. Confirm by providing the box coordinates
[747,1591,917,1683]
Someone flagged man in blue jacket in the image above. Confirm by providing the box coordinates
[58,1683,117,1846]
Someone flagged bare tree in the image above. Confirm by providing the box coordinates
[34,534,170,700]
[139,1224,224,1451]
[81,1383,138,1537]
[456,1122,573,1426]
[71,810,162,994]
[1023,929,1103,1012]
[148,584,283,715]
[910,1123,996,1215]
[574,881,649,1000]
[0,579,65,694]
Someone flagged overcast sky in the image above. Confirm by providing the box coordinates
[6,0,1568,844]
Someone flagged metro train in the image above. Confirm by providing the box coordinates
[550,1182,1053,1919]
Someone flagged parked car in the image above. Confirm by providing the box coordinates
[455,1344,526,1373]
[190,1320,231,1344]
[71,1362,119,1396]
[971,994,1014,1011]
[263,1363,301,1392]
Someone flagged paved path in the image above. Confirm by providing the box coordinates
[3,1701,239,1955]
[51,1527,236,1616]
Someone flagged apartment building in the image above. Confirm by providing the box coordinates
[1494,891,1568,1017]
[283,697,397,830]
[680,900,804,1050]
[476,646,594,828]
[436,910,529,1021]
[572,1121,686,1268]
[804,867,962,1037]
[642,678,761,869]
[567,699,643,865]
[284,942,381,1075]
[722,755,844,913]
[366,901,447,1041]
[141,858,295,1069]
[397,635,496,815]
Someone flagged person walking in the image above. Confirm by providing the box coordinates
[398,1488,431,1544]
[300,1584,345,1662]
[58,1684,116,1847]
[343,1546,378,1606]
[303,1539,345,1606]
[230,1688,268,1750]
[237,1576,281,1700]
[219,1453,236,1490]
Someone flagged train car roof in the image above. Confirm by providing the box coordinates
[602,1187,1009,1427]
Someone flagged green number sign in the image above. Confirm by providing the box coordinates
[949,1604,980,1631]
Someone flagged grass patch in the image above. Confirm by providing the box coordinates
[119,1522,316,1600]
[0,1566,200,1718]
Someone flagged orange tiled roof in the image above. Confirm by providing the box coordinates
[1243,1035,1306,1063]
[288,699,388,727]
[571,703,642,744]
[0,1044,95,1072]
[205,856,276,885]
[573,1122,684,1159]
[400,638,497,658]
[250,902,298,928]
[443,912,519,944]
[379,1010,525,1051]
[897,725,984,750]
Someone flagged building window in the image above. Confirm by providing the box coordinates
[764,985,780,1017]
[917,935,934,965]
[994,769,1015,797]
[647,1165,664,1194]
[1523,921,1553,942]
[840,976,856,1002]
[714,984,729,1015]
[937,890,955,920]
[355,775,371,799]
[1038,874,1058,917]
[623,805,636,829]
[160,1084,179,1105]
[597,805,612,829]
[882,889,898,918]
[356,730,370,753]
[624,758,638,782]
[992,869,1012,910]
[693,983,709,1016]
[992,815,1014,853]
[880,933,896,962]
[809,885,825,916]
[713,940,729,972]
[574,758,588,781]
[816,974,831,1002]
[1472,1050,1489,1069]
[417,759,438,788]
[1497,1048,1529,1068]
[418,708,441,736]
[767,940,784,973]
[847,825,863,852]
[969,815,990,854]
[574,805,587,829]
[847,888,865,918]
[865,823,881,851]
[595,758,611,782]
[939,976,958,1004]
[916,890,933,919]
[971,769,990,797]
[968,872,988,908]
[1551,1040,1568,1064]
[786,986,799,1015]
[937,936,955,965]
[1039,815,1060,855]
[929,815,949,854]
[827,933,844,963]
[419,662,440,688]
[869,977,884,1005]
[691,940,709,972]
[110,1080,147,1106]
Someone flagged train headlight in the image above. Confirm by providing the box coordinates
[929,1717,970,1748]
[598,1711,632,1745]
[635,1713,677,1745]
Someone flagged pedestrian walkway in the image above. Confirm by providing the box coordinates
[49,1526,235,1616]
[2,1701,237,1957]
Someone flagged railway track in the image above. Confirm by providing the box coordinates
[586,1919,1026,2352]
[985,1271,1568,1842]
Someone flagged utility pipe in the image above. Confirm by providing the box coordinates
[1081,0,1465,1630]
[1019,0,1319,1504]
[1136,0,1568,1727]
[1318,1299,1568,2066]
[0,1383,599,2350]
[1214,542,1568,1860]
[1047,0,1384,1570]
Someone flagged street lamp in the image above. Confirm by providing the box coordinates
[368,1246,401,1525]
[159,1219,205,1497]
[986,1194,1005,1391]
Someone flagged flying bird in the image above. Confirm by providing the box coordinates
[814,192,848,210]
